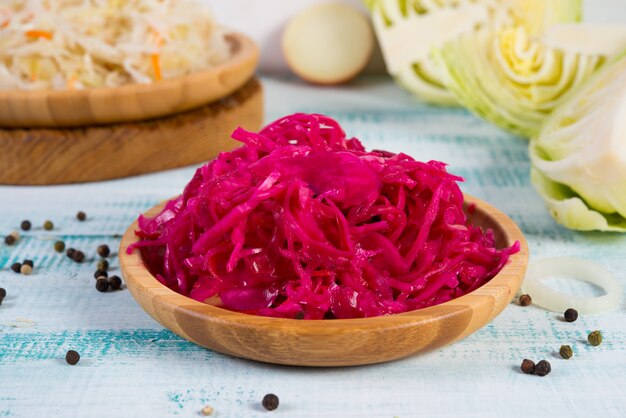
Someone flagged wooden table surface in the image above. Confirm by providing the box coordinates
[1,76,624,418]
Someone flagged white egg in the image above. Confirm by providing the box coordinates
[282,3,374,84]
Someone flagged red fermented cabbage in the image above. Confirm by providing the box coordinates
[131,113,519,319]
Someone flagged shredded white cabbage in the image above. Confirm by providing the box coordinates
[0,0,231,91]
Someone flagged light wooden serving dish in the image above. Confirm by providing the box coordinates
[0,33,258,128]
[0,78,263,185]
[120,195,528,367]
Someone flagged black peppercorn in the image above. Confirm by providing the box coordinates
[564,308,578,322]
[66,247,76,258]
[20,220,31,231]
[54,240,65,253]
[4,234,16,245]
[95,277,109,292]
[97,244,110,258]
[0,287,6,305]
[22,259,34,268]
[43,220,54,231]
[535,360,551,376]
[94,269,108,279]
[65,350,80,365]
[262,394,279,411]
[294,311,305,320]
[109,275,122,290]
[76,211,87,221]
[11,262,22,273]
[520,359,535,374]
[72,250,85,263]
[518,294,532,307]
[97,259,109,271]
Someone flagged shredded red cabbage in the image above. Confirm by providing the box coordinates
[131,113,519,319]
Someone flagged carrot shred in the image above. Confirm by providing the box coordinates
[26,30,53,40]
[151,53,162,81]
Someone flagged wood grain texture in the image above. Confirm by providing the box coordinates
[119,194,529,367]
[0,33,259,128]
[0,78,263,185]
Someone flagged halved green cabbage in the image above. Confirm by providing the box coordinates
[367,0,582,106]
[530,51,626,232]
[437,19,626,137]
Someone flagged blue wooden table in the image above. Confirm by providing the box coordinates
[1,76,624,417]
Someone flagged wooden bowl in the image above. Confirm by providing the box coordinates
[0,78,263,185]
[0,32,258,128]
[119,195,528,367]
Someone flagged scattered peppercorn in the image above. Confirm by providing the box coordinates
[20,264,32,275]
[587,330,602,346]
[72,250,85,263]
[559,345,573,359]
[109,275,122,290]
[518,294,532,307]
[520,359,535,374]
[23,259,33,268]
[65,350,80,365]
[94,269,108,279]
[43,220,54,231]
[95,277,109,292]
[97,244,110,258]
[4,234,16,245]
[66,248,76,258]
[262,394,279,411]
[0,287,6,305]
[535,360,551,376]
[294,311,305,320]
[20,220,31,231]
[97,259,109,271]
[564,308,578,323]
[54,240,66,253]
[10,262,21,273]
[76,211,87,221]
[201,405,214,416]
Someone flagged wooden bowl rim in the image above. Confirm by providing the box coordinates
[119,193,529,332]
[0,32,258,126]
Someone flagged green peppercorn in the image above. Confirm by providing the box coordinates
[564,308,578,322]
[20,220,31,231]
[262,394,279,411]
[20,264,32,275]
[72,250,85,263]
[535,360,551,377]
[10,262,21,273]
[96,259,109,271]
[95,277,109,292]
[54,240,66,253]
[109,275,122,290]
[76,211,87,221]
[93,269,108,279]
[43,220,54,231]
[520,359,535,374]
[588,330,602,346]
[97,244,110,258]
[518,294,532,307]
[65,350,80,365]
[559,345,573,359]
[4,234,16,245]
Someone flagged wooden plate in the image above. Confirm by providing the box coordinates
[0,32,259,128]
[119,195,528,367]
[0,78,263,185]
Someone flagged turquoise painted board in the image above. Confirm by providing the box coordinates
[0,77,624,418]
